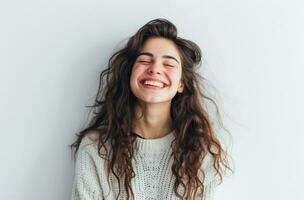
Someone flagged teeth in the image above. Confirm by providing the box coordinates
[143,80,164,88]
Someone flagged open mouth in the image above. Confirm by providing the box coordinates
[139,80,168,89]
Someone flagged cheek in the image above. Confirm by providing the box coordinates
[167,70,182,82]
[131,64,146,78]
[130,64,146,86]
[130,65,140,80]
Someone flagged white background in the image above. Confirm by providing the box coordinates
[1,0,303,199]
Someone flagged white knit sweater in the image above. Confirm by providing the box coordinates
[71,130,219,200]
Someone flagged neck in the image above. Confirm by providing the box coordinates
[132,101,173,139]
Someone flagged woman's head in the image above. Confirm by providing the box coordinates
[130,37,184,105]
[110,18,205,117]
[71,18,231,200]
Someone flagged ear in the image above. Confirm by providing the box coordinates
[177,80,184,93]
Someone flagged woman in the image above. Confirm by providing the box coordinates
[70,18,230,200]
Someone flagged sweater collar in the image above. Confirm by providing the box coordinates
[135,130,175,155]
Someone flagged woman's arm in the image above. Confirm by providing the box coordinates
[202,180,217,200]
[71,142,104,200]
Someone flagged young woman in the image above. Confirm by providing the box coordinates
[70,18,230,200]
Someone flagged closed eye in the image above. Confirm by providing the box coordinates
[164,64,175,67]
[138,60,151,64]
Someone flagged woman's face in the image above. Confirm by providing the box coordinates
[130,37,184,105]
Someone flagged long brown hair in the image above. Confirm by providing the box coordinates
[70,18,231,200]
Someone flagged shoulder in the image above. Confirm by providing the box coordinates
[79,130,100,148]
[77,129,110,161]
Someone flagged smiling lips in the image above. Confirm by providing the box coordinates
[140,79,168,88]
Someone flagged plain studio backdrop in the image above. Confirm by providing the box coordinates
[0,0,303,199]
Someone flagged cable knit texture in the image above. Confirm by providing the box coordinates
[71,130,219,200]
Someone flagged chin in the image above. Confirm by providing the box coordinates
[137,97,172,104]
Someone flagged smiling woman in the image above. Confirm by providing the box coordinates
[130,37,184,107]
[70,18,231,200]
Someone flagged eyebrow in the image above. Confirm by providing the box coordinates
[137,52,180,64]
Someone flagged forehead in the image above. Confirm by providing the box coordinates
[139,37,181,61]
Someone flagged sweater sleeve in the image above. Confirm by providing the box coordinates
[202,179,217,200]
[200,153,221,200]
[71,142,104,200]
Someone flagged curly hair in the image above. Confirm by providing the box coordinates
[70,18,231,200]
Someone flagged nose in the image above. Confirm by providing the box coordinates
[147,60,162,75]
